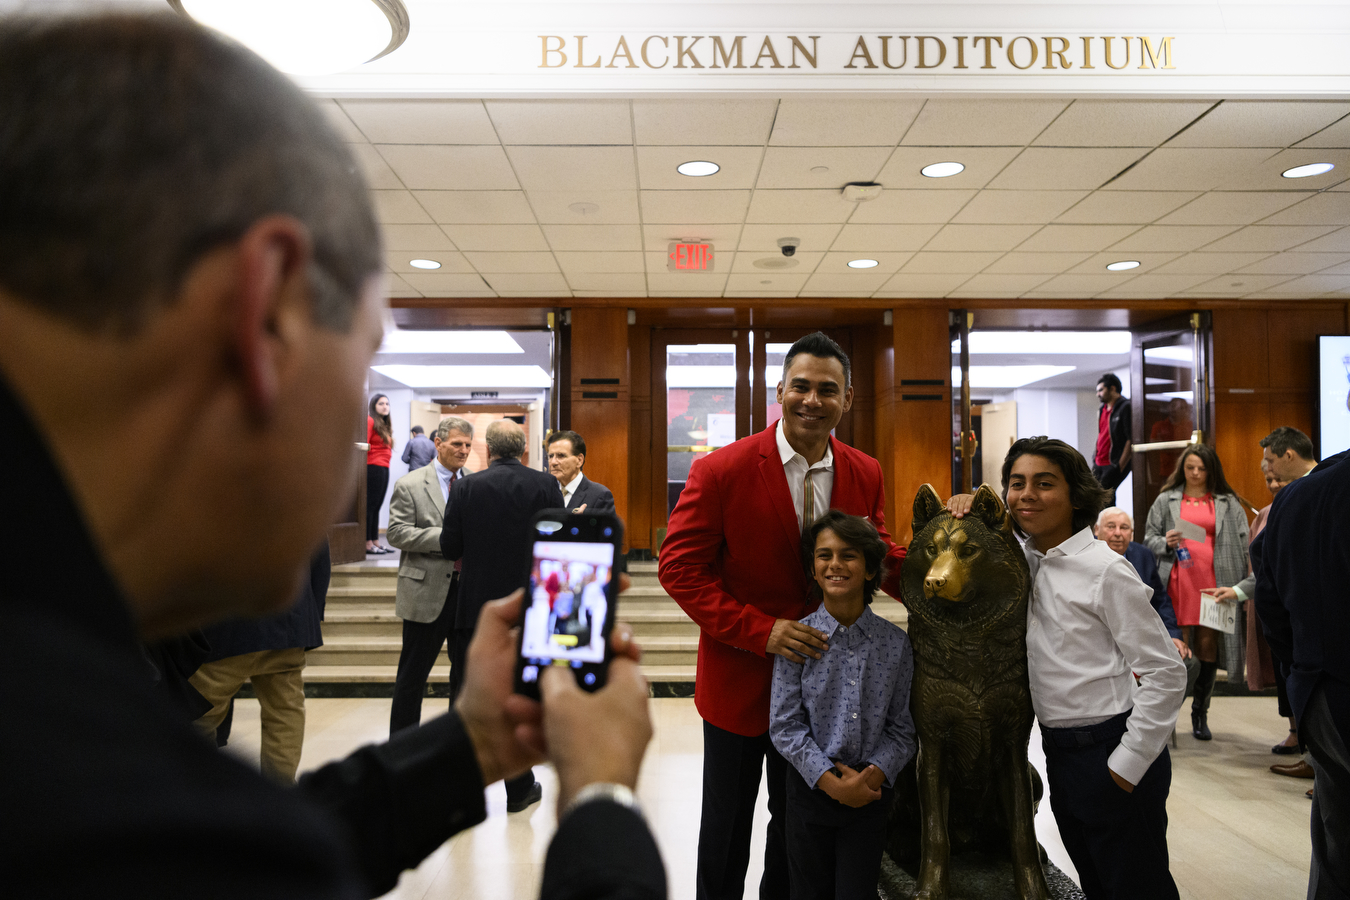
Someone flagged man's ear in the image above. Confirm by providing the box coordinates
[232,215,313,418]
[841,384,854,413]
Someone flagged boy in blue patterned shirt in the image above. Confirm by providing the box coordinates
[770,510,916,900]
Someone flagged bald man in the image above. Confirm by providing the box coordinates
[441,419,564,812]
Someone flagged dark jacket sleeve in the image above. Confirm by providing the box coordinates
[310,539,331,624]
[440,477,466,561]
[1142,549,1181,639]
[296,711,488,897]
[1251,525,1293,669]
[542,802,666,900]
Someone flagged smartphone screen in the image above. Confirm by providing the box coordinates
[515,511,621,698]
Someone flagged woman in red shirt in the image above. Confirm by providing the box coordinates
[366,394,394,554]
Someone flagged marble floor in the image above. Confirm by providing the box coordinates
[222,695,1314,900]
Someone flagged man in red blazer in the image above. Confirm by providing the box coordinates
[659,332,905,900]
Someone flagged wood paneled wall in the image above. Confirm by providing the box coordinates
[566,308,630,534]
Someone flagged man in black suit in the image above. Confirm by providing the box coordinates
[442,419,566,812]
[0,13,662,898]
[1253,451,1350,898]
[547,429,616,514]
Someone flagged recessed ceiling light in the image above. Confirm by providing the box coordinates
[677,160,720,177]
[568,201,600,215]
[847,259,879,269]
[1282,162,1335,179]
[409,259,441,269]
[921,161,965,178]
[1105,260,1140,271]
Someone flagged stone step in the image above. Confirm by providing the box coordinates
[301,663,695,685]
[308,633,701,668]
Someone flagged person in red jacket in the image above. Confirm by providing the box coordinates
[659,332,905,900]
[366,393,394,554]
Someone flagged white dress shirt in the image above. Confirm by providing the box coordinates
[775,419,834,531]
[433,459,459,504]
[561,472,584,509]
[1024,527,1187,786]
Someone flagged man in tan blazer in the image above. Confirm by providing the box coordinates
[387,417,473,735]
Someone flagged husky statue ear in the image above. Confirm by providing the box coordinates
[970,483,1011,533]
[912,483,946,533]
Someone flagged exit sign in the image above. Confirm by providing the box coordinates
[667,242,715,272]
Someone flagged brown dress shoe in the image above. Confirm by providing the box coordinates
[1270,760,1315,779]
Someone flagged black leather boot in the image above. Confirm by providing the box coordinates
[1191,661,1217,740]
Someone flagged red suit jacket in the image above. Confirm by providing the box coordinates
[658,423,906,736]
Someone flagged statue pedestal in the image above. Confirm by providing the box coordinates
[879,852,1085,900]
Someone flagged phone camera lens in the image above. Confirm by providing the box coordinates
[570,526,579,535]
[584,672,596,686]
[603,527,613,537]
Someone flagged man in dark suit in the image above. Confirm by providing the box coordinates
[0,13,662,898]
[442,419,566,812]
[547,429,616,513]
[1095,507,1190,660]
[1253,451,1350,898]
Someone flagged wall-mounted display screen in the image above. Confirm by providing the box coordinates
[1318,335,1350,457]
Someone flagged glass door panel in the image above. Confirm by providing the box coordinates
[1131,313,1211,518]
[666,342,737,517]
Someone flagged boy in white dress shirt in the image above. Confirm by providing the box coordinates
[953,436,1186,900]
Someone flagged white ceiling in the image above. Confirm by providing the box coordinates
[332,97,1350,301]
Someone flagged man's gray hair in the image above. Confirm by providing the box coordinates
[436,417,473,441]
[485,420,526,460]
[1095,506,1131,528]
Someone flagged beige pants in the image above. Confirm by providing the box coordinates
[189,648,306,783]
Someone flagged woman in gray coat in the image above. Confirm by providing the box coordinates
[1145,443,1250,741]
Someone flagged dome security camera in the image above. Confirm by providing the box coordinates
[777,237,801,257]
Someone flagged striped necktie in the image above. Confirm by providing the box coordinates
[802,469,815,534]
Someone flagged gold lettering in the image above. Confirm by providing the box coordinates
[971,36,1002,69]
[641,35,669,68]
[1043,36,1070,69]
[710,35,746,68]
[606,36,638,68]
[953,36,968,69]
[1080,35,1095,69]
[1103,36,1131,69]
[573,35,601,68]
[1139,36,1176,69]
[879,36,909,69]
[1007,36,1038,69]
[788,35,820,68]
[539,35,567,68]
[751,36,784,68]
[916,36,946,68]
[675,36,705,68]
[844,35,878,69]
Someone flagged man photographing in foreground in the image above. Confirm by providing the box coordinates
[0,13,662,898]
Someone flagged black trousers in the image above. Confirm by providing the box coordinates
[1302,684,1350,900]
[365,464,389,542]
[697,721,790,900]
[1041,709,1179,900]
[447,613,535,802]
[784,765,891,900]
[388,578,457,736]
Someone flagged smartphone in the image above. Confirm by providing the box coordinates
[513,509,623,700]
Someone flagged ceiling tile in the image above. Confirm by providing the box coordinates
[1295,114,1350,148]
[1211,147,1350,191]
[817,252,915,274]
[1258,273,1350,293]
[481,273,572,293]
[1321,260,1350,274]
[725,273,811,292]
[875,147,1022,190]
[649,291,721,297]
[633,99,778,145]
[462,252,560,273]
[573,290,648,298]
[544,224,645,252]
[385,274,420,296]
[848,189,976,224]
[984,252,1092,273]
[870,291,950,299]
[645,272,729,292]
[988,148,1150,191]
[438,224,549,252]
[1258,192,1350,227]
[746,190,857,224]
[879,272,972,293]
[554,252,646,274]
[729,251,824,274]
[802,272,893,293]
[377,145,519,190]
[414,191,537,224]
[1196,225,1341,253]
[951,190,1088,224]
[724,291,803,299]
[403,289,499,298]
[350,144,403,190]
[318,100,366,143]
[644,223,745,251]
[1096,273,1214,296]
[1016,224,1139,252]
[1182,273,1296,293]
[735,223,840,252]
[901,252,1003,273]
[381,224,457,252]
[924,224,1039,252]
[506,146,637,192]
[901,99,1068,146]
[951,273,1053,294]
[1066,252,1183,274]
[641,190,751,224]
[1283,227,1350,253]
[1107,225,1240,252]
[400,272,493,293]
[1032,100,1214,147]
[1158,191,1314,226]
[637,146,764,190]
[372,190,432,224]
[485,100,632,145]
[527,190,640,225]
[340,100,497,144]
[770,99,924,147]
[1152,252,1273,274]
[1166,101,1350,148]
[1101,148,1276,192]
[566,273,648,292]
[384,251,474,274]
[755,147,892,189]
[1032,273,1132,295]
[1236,253,1350,274]
[831,223,945,251]
[1056,191,1202,224]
